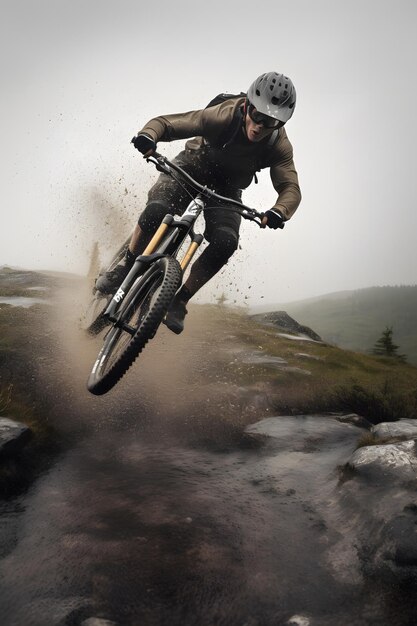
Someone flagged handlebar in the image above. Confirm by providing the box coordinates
[146,152,264,226]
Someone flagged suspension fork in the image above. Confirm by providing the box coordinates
[104,196,205,321]
[104,215,177,321]
[175,195,205,270]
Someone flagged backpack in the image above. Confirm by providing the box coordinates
[204,92,279,150]
[206,92,247,109]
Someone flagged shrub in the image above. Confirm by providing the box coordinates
[332,380,417,424]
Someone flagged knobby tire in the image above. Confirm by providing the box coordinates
[87,257,182,395]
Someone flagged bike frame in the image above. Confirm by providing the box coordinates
[103,152,262,326]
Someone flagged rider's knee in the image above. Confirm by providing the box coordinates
[207,226,239,263]
[138,201,170,234]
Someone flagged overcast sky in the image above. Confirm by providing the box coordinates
[1,0,416,306]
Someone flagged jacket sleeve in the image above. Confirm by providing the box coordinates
[269,131,301,221]
[137,100,240,144]
[139,110,206,142]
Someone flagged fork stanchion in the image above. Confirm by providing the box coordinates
[142,215,175,255]
[180,241,201,271]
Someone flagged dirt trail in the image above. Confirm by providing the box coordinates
[0,281,415,625]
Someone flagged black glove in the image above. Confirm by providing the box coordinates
[264,209,285,229]
[131,133,157,155]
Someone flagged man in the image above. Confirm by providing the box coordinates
[96,72,301,334]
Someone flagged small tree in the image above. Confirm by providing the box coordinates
[87,242,101,283]
[372,326,406,362]
[216,292,228,308]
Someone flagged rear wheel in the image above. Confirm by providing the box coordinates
[87,256,182,395]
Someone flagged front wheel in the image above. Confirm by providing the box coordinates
[87,257,182,395]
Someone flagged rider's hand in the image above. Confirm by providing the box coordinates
[131,133,157,157]
[262,209,285,229]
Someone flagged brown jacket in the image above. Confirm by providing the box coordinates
[139,97,301,220]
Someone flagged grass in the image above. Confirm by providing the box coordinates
[203,306,417,422]
[354,432,411,449]
[331,381,417,424]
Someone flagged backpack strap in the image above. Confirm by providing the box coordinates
[267,128,279,147]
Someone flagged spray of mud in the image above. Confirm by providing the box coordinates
[47,273,264,448]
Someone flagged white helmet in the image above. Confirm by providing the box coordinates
[247,72,296,123]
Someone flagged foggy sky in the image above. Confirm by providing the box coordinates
[2,0,416,306]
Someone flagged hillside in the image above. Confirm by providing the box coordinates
[1,269,417,441]
[257,286,417,366]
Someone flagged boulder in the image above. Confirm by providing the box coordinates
[348,440,417,479]
[371,419,417,440]
[364,506,417,584]
[335,413,372,429]
[0,417,32,457]
[250,311,322,342]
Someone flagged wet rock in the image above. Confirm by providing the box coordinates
[250,310,322,342]
[348,440,417,479]
[0,417,32,457]
[372,419,417,440]
[245,415,359,463]
[295,352,323,361]
[240,350,288,366]
[277,332,322,344]
[240,350,312,374]
[287,615,311,626]
[335,413,372,429]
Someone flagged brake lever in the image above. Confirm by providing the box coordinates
[242,208,264,226]
[147,154,171,175]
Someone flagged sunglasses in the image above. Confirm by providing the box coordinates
[247,103,282,129]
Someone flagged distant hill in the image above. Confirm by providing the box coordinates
[257,286,417,366]
[0,267,79,292]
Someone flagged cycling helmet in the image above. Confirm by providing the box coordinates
[247,72,296,123]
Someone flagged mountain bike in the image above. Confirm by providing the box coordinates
[86,152,264,395]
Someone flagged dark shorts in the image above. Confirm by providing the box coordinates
[140,150,242,243]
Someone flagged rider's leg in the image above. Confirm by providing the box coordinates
[180,201,242,301]
[164,225,239,334]
[184,225,240,299]
[128,223,150,255]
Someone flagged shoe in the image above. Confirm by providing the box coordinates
[95,260,133,295]
[164,296,188,334]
